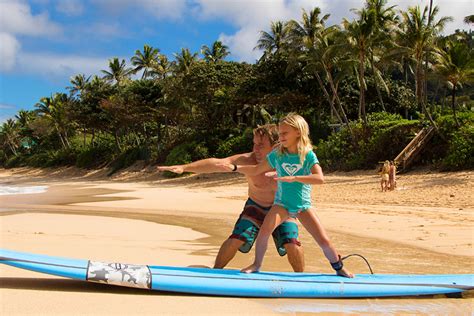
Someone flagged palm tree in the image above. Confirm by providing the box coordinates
[435,40,474,126]
[131,44,160,79]
[173,48,198,75]
[150,54,172,79]
[35,93,71,149]
[341,8,379,124]
[464,15,474,25]
[15,110,35,128]
[201,40,230,63]
[365,0,399,111]
[286,8,349,127]
[101,57,133,84]
[255,21,289,60]
[0,119,20,155]
[14,110,36,149]
[68,74,90,97]
[397,5,452,126]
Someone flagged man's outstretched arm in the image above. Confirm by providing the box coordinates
[157,153,251,175]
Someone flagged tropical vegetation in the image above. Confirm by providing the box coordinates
[1,1,473,172]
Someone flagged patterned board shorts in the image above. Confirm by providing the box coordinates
[229,198,301,256]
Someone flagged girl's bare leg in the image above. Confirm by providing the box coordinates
[241,205,289,273]
[298,209,354,278]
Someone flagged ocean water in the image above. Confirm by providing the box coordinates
[0,185,48,196]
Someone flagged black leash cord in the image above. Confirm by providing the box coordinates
[341,253,374,274]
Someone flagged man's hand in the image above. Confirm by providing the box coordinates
[157,165,185,174]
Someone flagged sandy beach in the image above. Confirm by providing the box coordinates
[1,166,473,315]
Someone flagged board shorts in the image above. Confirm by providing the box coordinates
[229,198,301,256]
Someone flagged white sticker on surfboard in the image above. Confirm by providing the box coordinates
[87,261,151,289]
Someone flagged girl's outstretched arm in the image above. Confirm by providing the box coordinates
[273,164,324,184]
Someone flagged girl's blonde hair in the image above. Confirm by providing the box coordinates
[381,160,390,174]
[278,113,313,164]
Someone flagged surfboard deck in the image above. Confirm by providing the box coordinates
[1,249,472,298]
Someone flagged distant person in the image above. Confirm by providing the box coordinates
[380,161,390,192]
[220,113,353,277]
[158,125,305,272]
[389,161,397,191]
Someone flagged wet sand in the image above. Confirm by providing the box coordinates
[0,167,473,315]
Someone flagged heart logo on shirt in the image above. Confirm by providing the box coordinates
[281,163,302,176]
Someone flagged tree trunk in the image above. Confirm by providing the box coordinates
[359,52,367,125]
[8,141,17,156]
[91,129,96,147]
[56,127,67,149]
[114,130,122,152]
[417,62,443,138]
[451,85,460,127]
[83,127,87,147]
[370,56,386,112]
[314,73,344,125]
[323,63,351,127]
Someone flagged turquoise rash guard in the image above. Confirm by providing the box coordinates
[267,148,319,214]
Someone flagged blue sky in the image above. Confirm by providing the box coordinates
[0,0,472,123]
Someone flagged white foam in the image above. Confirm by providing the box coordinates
[0,185,48,196]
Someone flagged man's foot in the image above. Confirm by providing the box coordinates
[337,267,354,278]
[241,263,261,273]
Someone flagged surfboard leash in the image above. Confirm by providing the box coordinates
[341,254,374,274]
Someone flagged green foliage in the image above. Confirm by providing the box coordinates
[317,112,421,170]
[2,7,473,172]
[441,124,474,169]
[430,112,474,170]
[163,141,209,177]
[76,144,114,169]
[109,147,151,175]
[215,128,254,158]
[4,155,25,168]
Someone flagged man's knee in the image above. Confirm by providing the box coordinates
[223,237,245,250]
[284,242,302,255]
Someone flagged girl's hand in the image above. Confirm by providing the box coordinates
[157,165,184,174]
[264,171,277,178]
[274,176,297,182]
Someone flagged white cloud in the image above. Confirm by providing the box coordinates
[0,32,21,71]
[0,0,61,72]
[0,103,15,109]
[195,0,326,62]
[55,0,84,16]
[0,0,61,36]
[16,52,112,78]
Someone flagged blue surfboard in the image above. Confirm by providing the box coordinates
[1,249,472,298]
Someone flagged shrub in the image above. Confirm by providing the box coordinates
[215,128,253,158]
[108,147,151,175]
[163,142,209,177]
[317,113,420,170]
[76,145,114,169]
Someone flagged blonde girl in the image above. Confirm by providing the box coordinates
[222,113,353,277]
